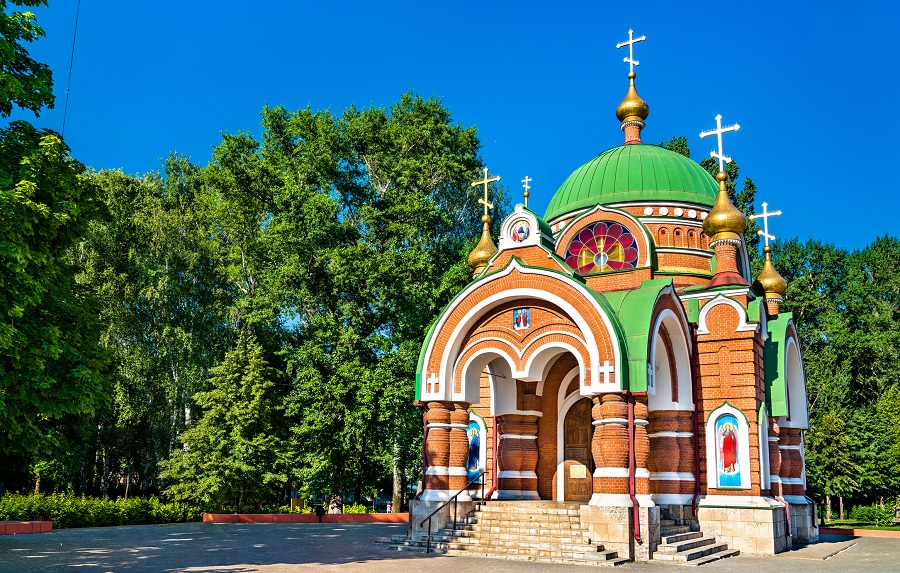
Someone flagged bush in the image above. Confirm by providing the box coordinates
[848,503,896,527]
[0,494,203,529]
[342,503,369,514]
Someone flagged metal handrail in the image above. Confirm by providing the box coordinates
[420,470,487,553]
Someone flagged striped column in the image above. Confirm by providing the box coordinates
[495,414,539,499]
[591,393,632,506]
[448,403,471,494]
[768,418,783,497]
[647,410,695,505]
[421,401,471,501]
[779,428,805,498]
[634,396,652,506]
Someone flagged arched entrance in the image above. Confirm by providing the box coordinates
[563,398,594,501]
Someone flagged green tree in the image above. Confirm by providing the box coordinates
[0,0,54,117]
[159,332,286,509]
[0,121,106,489]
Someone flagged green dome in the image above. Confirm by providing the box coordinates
[544,144,719,222]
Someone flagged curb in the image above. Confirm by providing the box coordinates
[0,521,53,535]
[820,527,900,538]
[202,513,409,524]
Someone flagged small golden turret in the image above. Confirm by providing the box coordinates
[754,245,787,301]
[616,72,649,145]
[467,214,498,275]
[703,172,747,243]
[616,71,650,124]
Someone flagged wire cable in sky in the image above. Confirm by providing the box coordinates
[61,0,82,138]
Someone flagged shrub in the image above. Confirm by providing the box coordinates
[342,503,369,514]
[0,494,202,529]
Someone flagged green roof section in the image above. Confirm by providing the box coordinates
[764,312,794,417]
[544,144,719,222]
[604,278,675,393]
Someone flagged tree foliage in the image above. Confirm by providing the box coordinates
[0,0,54,117]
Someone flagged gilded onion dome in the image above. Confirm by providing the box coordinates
[754,245,787,299]
[467,214,498,274]
[702,172,747,242]
[615,71,650,123]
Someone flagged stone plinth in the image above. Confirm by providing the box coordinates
[580,503,659,561]
[698,497,789,555]
[408,499,475,541]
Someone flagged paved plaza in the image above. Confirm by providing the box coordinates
[0,523,896,573]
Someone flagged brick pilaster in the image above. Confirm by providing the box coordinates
[634,396,650,499]
[449,402,471,492]
[648,410,695,502]
[424,402,452,494]
[779,428,805,497]
[496,414,539,499]
[768,418,783,497]
[592,394,630,503]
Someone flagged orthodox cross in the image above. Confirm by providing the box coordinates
[521,176,532,208]
[472,167,500,219]
[616,29,646,72]
[700,114,740,173]
[749,202,782,247]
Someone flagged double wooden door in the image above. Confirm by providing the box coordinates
[563,398,594,501]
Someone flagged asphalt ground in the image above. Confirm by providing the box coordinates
[0,522,896,573]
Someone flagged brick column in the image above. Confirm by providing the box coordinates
[421,401,452,501]
[448,403,471,494]
[768,418,783,497]
[495,414,539,499]
[779,428,805,497]
[634,396,651,505]
[591,393,630,506]
[707,239,749,288]
[647,410,695,505]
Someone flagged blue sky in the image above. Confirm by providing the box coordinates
[7,1,899,250]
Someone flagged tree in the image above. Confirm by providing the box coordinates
[159,332,286,509]
[0,121,106,490]
[0,0,54,117]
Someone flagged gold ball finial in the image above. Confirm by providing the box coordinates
[703,172,747,242]
[754,245,787,298]
[615,72,650,123]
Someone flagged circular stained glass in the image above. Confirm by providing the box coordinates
[564,221,640,273]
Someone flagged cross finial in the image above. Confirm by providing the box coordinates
[521,176,532,208]
[616,29,646,73]
[749,202,783,247]
[699,114,741,173]
[472,167,500,219]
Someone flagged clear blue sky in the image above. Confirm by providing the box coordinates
[7,1,899,251]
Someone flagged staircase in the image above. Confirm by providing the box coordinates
[651,514,739,566]
[382,501,629,566]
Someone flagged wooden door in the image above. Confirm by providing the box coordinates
[563,398,594,501]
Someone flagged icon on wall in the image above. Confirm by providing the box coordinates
[513,308,531,330]
[511,219,531,243]
[716,414,740,488]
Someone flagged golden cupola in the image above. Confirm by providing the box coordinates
[467,213,498,275]
[616,72,649,145]
[702,172,747,243]
[754,245,787,300]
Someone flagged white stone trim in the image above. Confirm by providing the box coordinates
[589,493,634,507]
[781,477,804,485]
[549,366,580,402]
[769,475,781,483]
[594,467,650,478]
[499,434,538,440]
[425,422,467,430]
[655,247,713,258]
[594,417,628,425]
[639,217,704,228]
[697,495,782,509]
[778,444,802,451]
[492,490,540,500]
[648,305,694,411]
[696,294,759,335]
[648,431,694,438]
[705,403,752,490]
[678,288,750,301]
[649,472,695,481]
[783,495,812,505]
[498,470,538,479]
[418,490,454,502]
[781,335,810,429]
[556,388,590,502]
[759,406,771,490]
[651,493,694,505]
[425,466,448,475]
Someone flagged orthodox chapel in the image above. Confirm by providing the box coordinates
[403,31,818,565]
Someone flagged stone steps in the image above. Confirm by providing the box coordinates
[384,501,630,566]
[653,530,739,566]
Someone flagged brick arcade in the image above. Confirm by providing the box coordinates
[407,49,817,562]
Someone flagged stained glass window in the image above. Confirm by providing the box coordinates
[564,221,640,274]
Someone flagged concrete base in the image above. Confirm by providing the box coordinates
[408,499,474,541]
[579,504,659,561]
[697,497,789,555]
[789,500,820,543]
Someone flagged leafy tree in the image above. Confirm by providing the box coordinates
[0,121,106,490]
[659,135,690,158]
[159,332,286,509]
[0,0,54,117]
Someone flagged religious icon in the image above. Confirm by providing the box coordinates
[466,419,482,481]
[716,414,740,488]
[511,219,531,243]
[513,308,531,331]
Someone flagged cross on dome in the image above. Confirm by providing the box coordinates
[750,201,782,247]
[472,167,500,219]
[616,29,646,73]
[700,114,740,173]
[521,176,532,208]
